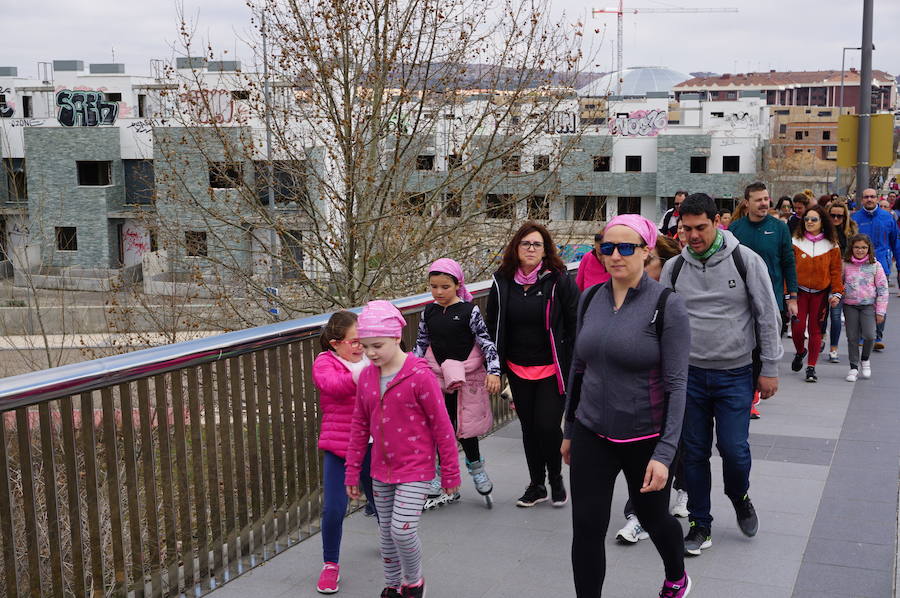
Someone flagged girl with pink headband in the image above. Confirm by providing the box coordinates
[413,259,501,509]
[345,300,460,598]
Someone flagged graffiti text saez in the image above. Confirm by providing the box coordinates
[56,90,120,127]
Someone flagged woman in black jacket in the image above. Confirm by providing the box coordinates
[486,221,578,508]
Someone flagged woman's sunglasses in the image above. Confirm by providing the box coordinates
[599,242,646,256]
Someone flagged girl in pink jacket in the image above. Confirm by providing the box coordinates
[345,300,460,598]
[413,258,501,509]
[312,310,376,594]
[842,234,889,382]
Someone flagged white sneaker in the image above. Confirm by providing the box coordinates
[670,489,689,518]
[861,360,872,379]
[615,515,649,544]
[846,369,858,382]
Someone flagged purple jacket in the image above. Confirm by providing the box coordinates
[344,355,462,488]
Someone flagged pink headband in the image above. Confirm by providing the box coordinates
[357,300,407,339]
[428,258,473,302]
[604,214,658,249]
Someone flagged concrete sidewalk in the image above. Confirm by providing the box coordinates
[209,303,900,598]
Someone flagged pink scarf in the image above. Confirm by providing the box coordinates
[514,261,543,286]
[804,232,825,242]
[851,255,870,265]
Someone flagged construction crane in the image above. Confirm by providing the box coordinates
[593,2,738,95]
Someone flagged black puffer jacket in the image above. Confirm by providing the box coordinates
[485,268,579,394]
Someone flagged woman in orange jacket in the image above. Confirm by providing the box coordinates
[790,204,844,382]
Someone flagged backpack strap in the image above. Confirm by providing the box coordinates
[669,255,686,290]
[578,282,604,328]
[731,245,748,285]
[651,288,673,338]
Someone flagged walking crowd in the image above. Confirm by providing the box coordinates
[307,183,899,597]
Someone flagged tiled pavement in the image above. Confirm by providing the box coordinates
[210,299,900,598]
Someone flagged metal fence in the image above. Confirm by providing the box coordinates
[0,273,530,598]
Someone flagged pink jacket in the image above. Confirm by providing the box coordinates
[842,261,889,315]
[424,345,493,439]
[576,250,610,291]
[344,354,462,488]
[312,351,358,459]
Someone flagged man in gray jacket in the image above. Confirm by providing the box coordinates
[660,193,783,557]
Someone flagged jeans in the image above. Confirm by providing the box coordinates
[571,421,684,596]
[322,447,375,563]
[825,298,843,349]
[682,364,754,529]
[876,312,886,341]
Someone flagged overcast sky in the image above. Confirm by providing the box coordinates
[2,0,898,80]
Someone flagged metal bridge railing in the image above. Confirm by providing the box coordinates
[0,265,553,598]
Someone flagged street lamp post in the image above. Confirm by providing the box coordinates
[836,46,861,195]
[839,46,862,112]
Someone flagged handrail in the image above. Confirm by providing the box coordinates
[0,264,578,410]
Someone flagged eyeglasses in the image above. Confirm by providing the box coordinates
[336,339,362,348]
[599,242,646,256]
[804,217,820,222]
[519,241,544,251]
[862,194,877,198]
[830,213,844,219]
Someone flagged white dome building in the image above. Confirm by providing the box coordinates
[578,66,690,97]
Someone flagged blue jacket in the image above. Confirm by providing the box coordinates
[852,208,900,275]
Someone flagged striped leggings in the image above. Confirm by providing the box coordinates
[372,480,430,588]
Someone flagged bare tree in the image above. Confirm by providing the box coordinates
[150,0,592,319]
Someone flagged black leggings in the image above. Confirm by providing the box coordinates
[623,444,685,518]
[507,372,564,486]
[571,420,685,597]
[444,392,480,462]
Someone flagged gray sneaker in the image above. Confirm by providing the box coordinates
[684,522,711,556]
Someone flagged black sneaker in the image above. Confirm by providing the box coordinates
[550,476,568,507]
[683,522,712,556]
[401,579,425,598]
[515,484,548,508]
[805,366,817,383]
[791,349,807,372]
[381,588,402,598]
[732,493,759,537]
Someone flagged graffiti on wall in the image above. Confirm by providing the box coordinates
[123,227,150,255]
[128,118,168,133]
[179,89,236,124]
[0,87,13,118]
[10,118,44,127]
[609,109,668,137]
[56,90,119,126]
[546,112,579,135]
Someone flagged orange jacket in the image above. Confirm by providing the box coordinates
[791,237,844,294]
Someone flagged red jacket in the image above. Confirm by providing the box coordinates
[312,350,359,459]
[344,354,461,488]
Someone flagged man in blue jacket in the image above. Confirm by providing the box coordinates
[852,188,900,350]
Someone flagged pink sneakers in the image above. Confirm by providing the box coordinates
[659,574,691,597]
[316,562,340,594]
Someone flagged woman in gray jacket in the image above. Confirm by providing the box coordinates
[562,215,692,598]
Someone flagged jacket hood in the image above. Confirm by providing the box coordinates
[680,228,740,268]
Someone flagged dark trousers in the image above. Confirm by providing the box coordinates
[682,364,754,529]
[507,371,564,486]
[322,448,375,563]
[624,445,684,518]
[444,392,481,462]
[571,421,685,596]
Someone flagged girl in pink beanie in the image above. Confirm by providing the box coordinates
[414,259,501,510]
[345,300,460,598]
